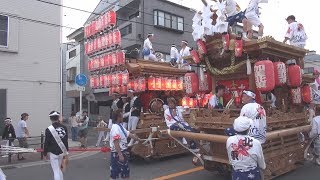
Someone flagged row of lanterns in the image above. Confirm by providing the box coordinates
[254,60,302,92]
[147,77,184,91]
[291,85,312,104]
[88,51,125,71]
[85,29,121,55]
[181,93,213,108]
[90,72,129,89]
[109,78,148,95]
[84,10,117,38]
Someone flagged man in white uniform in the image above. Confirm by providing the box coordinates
[240,90,267,144]
[223,0,249,40]
[170,44,180,66]
[283,15,307,48]
[208,85,225,109]
[245,0,265,39]
[143,33,157,61]
[127,89,142,146]
[309,112,320,165]
[179,40,191,66]
[227,116,266,179]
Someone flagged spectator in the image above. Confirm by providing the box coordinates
[68,112,78,141]
[16,113,30,160]
[2,118,16,158]
[95,116,107,147]
[78,111,89,148]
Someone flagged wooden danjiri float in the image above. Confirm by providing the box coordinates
[84,8,199,159]
[158,1,314,179]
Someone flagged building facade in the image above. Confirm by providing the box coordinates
[304,51,320,74]
[61,43,76,120]
[0,0,61,135]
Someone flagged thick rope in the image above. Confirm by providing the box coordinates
[167,129,204,165]
[204,56,249,76]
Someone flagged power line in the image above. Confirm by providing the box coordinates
[0,11,76,30]
[35,0,194,33]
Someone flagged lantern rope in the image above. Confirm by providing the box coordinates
[204,56,255,75]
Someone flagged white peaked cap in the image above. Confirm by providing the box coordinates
[233,116,253,132]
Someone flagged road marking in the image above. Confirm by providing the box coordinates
[152,167,204,180]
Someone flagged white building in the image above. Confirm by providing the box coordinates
[0,0,61,135]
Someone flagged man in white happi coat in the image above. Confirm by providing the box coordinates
[127,89,142,146]
[179,40,191,66]
[283,15,307,48]
[104,92,123,142]
[143,33,157,61]
[245,0,266,39]
[240,90,267,144]
[226,116,266,179]
[170,44,180,66]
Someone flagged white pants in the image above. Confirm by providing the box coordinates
[245,11,261,27]
[144,53,157,61]
[128,116,139,131]
[105,119,113,141]
[128,116,139,145]
[96,131,105,146]
[50,153,64,180]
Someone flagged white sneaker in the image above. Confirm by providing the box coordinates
[182,138,188,145]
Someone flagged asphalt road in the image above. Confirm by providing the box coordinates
[2,152,320,180]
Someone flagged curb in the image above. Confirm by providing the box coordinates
[0,151,99,169]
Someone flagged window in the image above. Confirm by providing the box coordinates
[120,24,132,37]
[178,17,184,31]
[153,10,184,31]
[68,49,76,59]
[67,67,77,82]
[304,67,314,74]
[129,11,139,20]
[0,15,9,47]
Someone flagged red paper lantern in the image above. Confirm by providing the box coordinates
[111,52,117,66]
[199,73,213,93]
[291,87,302,104]
[235,39,243,57]
[127,80,133,91]
[189,98,194,107]
[177,78,183,90]
[133,79,139,92]
[122,72,129,86]
[155,77,162,90]
[88,60,92,71]
[94,57,100,70]
[90,76,99,89]
[273,62,287,86]
[103,13,109,30]
[222,33,230,50]
[113,29,121,47]
[108,10,116,28]
[138,78,146,92]
[197,39,207,55]
[106,75,112,87]
[254,60,275,92]
[99,75,105,88]
[190,50,200,64]
[165,78,172,90]
[117,73,123,86]
[302,85,312,103]
[108,32,113,48]
[111,73,118,86]
[287,65,302,87]
[161,77,166,90]
[104,54,109,67]
[120,86,127,94]
[99,56,105,68]
[91,20,97,35]
[101,35,106,49]
[148,77,156,90]
[97,37,102,51]
[116,51,125,65]
[184,73,199,95]
[172,79,177,90]
[182,97,189,107]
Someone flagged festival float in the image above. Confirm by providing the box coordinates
[84,9,212,159]
[158,0,315,179]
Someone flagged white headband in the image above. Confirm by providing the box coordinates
[128,89,134,93]
[49,111,60,117]
[181,40,188,45]
[243,90,256,99]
